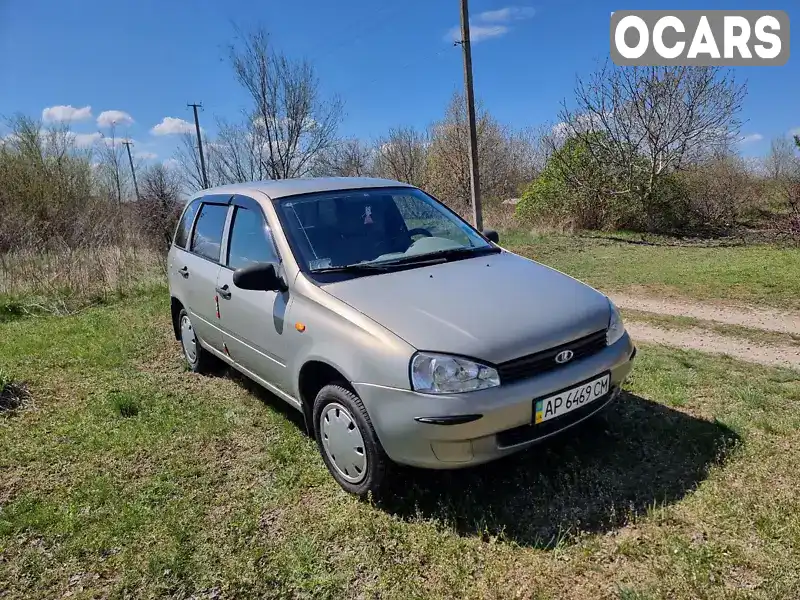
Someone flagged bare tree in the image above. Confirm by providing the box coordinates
[553,64,746,224]
[426,93,533,213]
[312,139,374,177]
[95,124,130,203]
[766,136,800,181]
[229,27,343,179]
[174,131,212,192]
[213,117,274,184]
[373,127,427,186]
[137,163,184,251]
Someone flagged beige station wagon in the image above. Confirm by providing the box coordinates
[168,178,636,496]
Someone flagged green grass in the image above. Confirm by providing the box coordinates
[1,292,800,598]
[502,232,800,310]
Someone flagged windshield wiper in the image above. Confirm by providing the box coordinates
[310,263,396,274]
[376,245,501,267]
[310,246,501,274]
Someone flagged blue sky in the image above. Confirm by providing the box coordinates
[1,0,798,164]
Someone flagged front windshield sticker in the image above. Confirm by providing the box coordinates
[309,258,332,270]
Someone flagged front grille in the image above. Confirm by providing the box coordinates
[495,389,616,448]
[497,329,607,384]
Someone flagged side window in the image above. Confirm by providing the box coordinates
[227,207,279,270]
[173,200,200,249]
[190,203,229,262]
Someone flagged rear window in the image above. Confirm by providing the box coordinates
[173,200,200,249]
[190,203,229,262]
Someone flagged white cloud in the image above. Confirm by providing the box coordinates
[42,105,93,123]
[163,158,181,170]
[151,117,197,136]
[135,151,158,160]
[97,110,134,128]
[445,5,534,43]
[477,7,536,22]
[101,136,134,147]
[0,132,19,146]
[551,113,606,140]
[446,24,509,43]
[739,133,764,144]
[71,132,102,147]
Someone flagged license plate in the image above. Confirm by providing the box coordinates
[534,374,610,424]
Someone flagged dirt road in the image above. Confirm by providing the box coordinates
[610,294,800,370]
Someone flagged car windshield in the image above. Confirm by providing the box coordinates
[275,187,493,272]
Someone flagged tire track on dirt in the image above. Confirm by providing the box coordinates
[611,293,800,336]
[625,321,800,369]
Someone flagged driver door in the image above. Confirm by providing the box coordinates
[216,195,291,395]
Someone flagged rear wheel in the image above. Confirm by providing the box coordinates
[313,384,388,497]
[178,308,215,374]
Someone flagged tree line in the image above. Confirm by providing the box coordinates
[2,25,799,259]
[516,64,800,238]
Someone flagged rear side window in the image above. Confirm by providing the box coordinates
[173,200,200,249]
[190,203,229,262]
[227,207,279,270]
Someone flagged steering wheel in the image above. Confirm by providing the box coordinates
[407,227,433,238]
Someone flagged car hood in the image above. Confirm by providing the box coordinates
[321,251,611,364]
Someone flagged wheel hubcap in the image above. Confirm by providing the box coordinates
[320,402,367,484]
[180,315,197,363]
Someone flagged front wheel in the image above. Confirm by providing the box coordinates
[313,384,388,497]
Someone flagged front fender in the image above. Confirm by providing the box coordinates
[286,280,416,400]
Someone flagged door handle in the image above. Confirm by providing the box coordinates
[215,285,232,300]
[178,266,189,278]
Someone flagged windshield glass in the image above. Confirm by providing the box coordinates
[275,187,492,272]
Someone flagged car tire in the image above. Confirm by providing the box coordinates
[177,308,215,374]
[313,384,388,498]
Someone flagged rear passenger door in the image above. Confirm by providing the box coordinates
[174,196,232,353]
[216,195,291,394]
[169,198,201,307]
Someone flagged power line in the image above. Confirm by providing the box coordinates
[187,103,209,189]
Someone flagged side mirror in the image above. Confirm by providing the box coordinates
[233,262,287,292]
[483,229,500,244]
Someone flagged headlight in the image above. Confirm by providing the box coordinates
[410,352,500,394]
[606,299,625,346]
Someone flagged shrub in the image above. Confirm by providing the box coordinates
[515,133,775,236]
[515,135,638,231]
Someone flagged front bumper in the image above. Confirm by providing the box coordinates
[354,332,636,469]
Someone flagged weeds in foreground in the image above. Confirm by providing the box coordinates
[108,390,142,418]
[0,242,164,320]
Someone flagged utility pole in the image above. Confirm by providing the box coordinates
[458,0,483,230]
[122,140,140,201]
[187,102,209,189]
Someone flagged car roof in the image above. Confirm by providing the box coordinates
[189,177,415,201]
